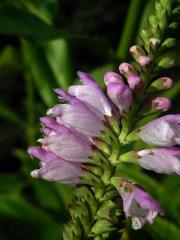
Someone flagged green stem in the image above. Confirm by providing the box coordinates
[116,0,145,60]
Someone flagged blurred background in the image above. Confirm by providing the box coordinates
[0,0,180,239]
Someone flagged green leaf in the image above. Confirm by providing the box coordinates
[0,4,108,47]
[0,103,25,128]
[21,40,57,107]
[14,0,58,24]
[0,174,24,193]
[148,218,180,240]
[0,194,62,240]
[0,4,59,38]
[45,39,73,89]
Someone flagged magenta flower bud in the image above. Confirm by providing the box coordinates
[127,75,143,90]
[137,147,180,175]
[152,97,171,112]
[104,71,124,85]
[112,178,164,230]
[138,56,151,67]
[119,62,136,77]
[151,77,173,91]
[130,45,145,61]
[107,82,133,113]
[161,77,173,88]
[139,114,180,146]
[119,63,143,90]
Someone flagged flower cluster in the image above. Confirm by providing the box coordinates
[28,56,180,230]
[28,71,113,184]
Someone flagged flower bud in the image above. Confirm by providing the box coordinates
[152,97,171,112]
[151,77,173,90]
[158,57,175,69]
[119,63,143,90]
[127,76,143,90]
[129,45,145,60]
[119,62,136,77]
[169,22,178,30]
[104,71,123,85]
[107,82,132,113]
[161,38,176,48]
[138,56,151,67]
[149,38,161,49]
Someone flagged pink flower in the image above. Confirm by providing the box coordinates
[137,147,180,174]
[49,89,105,137]
[152,97,171,112]
[119,62,143,89]
[139,114,180,146]
[28,147,82,185]
[107,82,133,113]
[112,178,164,230]
[68,71,112,117]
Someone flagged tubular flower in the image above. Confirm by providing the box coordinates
[107,82,133,113]
[137,148,180,174]
[28,72,115,185]
[28,147,83,184]
[112,178,164,230]
[139,114,180,146]
[119,62,143,90]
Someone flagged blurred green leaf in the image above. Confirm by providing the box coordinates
[21,40,57,107]
[0,4,108,48]
[90,64,114,88]
[45,39,73,89]
[0,46,19,67]
[148,218,180,240]
[0,194,62,240]
[14,0,58,24]
[0,103,25,128]
[0,174,24,193]
[0,4,59,39]
[32,180,64,210]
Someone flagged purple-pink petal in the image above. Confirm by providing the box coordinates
[107,82,132,113]
[137,147,180,174]
[139,114,180,146]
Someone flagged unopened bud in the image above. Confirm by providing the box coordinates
[138,56,151,67]
[158,57,175,69]
[119,63,143,90]
[161,38,176,49]
[130,45,145,60]
[104,71,123,85]
[151,77,173,90]
[107,82,132,113]
[152,97,171,112]
[169,22,178,30]
[119,63,136,77]
[127,76,143,90]
[149,38,161,50]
